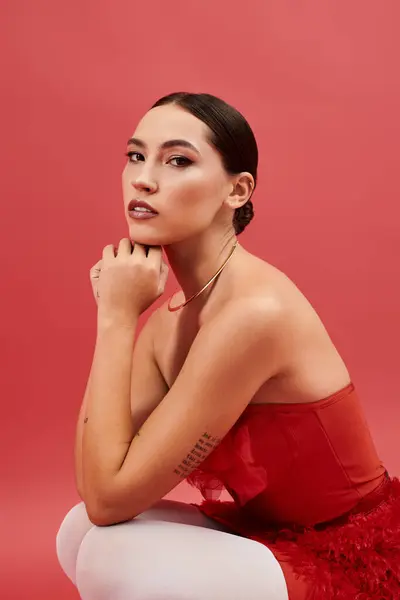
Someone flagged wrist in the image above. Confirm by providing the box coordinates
[97,310,139,333]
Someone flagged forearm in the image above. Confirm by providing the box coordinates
[82,318,137,511]
[74,366,92,501]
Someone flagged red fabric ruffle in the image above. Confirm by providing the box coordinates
[194,476,400,599]
[186,421,269,505]
[186,470,225,501]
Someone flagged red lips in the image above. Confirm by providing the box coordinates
[128,199,158,213]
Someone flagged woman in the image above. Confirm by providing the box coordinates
[56,92,400,599]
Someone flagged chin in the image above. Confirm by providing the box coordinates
[126,219,197,247]
[127,223,166,247]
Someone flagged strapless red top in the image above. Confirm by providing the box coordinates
[187,382,400,599]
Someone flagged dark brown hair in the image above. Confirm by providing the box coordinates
[151,92,258,235]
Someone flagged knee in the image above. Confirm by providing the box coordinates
[56,501,95,585]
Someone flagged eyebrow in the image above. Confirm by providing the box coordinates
[127,137,200,155]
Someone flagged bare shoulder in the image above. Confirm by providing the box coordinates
[150,251,350,402]
[234,254,351,399]
[230,253,339,350]
[234,253,322,323]
[154,269,290,366]
[154,253,304,337]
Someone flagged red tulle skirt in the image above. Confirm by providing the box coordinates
[193,475,400,599]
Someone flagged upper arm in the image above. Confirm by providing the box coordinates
[130,308,169,434]
[97,299,283,525]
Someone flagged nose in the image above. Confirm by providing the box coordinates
[130,169,158,194]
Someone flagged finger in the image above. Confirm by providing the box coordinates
[117,238,133,256]
[90,259,103,278]
[131,242,151,260]
[159,260,169,287]
[143,245,163,268]
[157,261,169,295]
[90,259,102,271]
[102,244,116,260]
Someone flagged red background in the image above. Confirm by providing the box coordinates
[2,1,399,598]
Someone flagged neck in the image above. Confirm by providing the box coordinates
[163,230,239,308]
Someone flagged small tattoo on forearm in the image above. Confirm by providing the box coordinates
[173,432,221,479]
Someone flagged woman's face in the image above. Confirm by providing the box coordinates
[122,104,234,246]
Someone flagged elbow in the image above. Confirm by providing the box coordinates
[85,472,143,526]
[87,509,114,527]
[88,504,139,527]
[86,493,140,526]
[80,487,112,526]
[83,498,108,526]
[84,499,119,526]
[76,484,86,504]
[75,479,100,519]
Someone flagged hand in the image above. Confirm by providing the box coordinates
[89,239,169,322]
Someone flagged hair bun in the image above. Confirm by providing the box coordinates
[233,200,254,235]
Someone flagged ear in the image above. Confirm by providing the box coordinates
[224,172,255,211]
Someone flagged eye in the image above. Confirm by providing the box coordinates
[125,151,143,163]
[169,156,193,167]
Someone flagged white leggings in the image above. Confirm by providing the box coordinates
[56,499,289,600]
